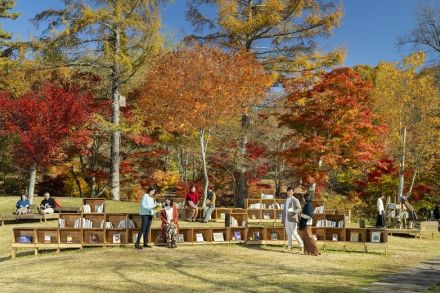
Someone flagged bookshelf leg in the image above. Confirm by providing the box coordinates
[34,247,38,256]
[11,248,16,259]
[385,243,388,255]
[56,248,60,253]
[364,244,368,253]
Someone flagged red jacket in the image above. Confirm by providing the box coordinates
[186,191,200,204]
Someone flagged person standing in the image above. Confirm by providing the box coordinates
[160,196,179,248]
[40,192,56,214]
[376,195,385,228]
[299,193,320,256]
[16,195,30,214]
[281,187,304,253]
[186,185,200,222]
[203,187,216,223]
[135,187,157,249]
[434,205,440,221]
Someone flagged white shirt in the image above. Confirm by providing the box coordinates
[165,206,173,223]
[377,198,384,214]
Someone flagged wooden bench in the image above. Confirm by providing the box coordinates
[1,213,59,226]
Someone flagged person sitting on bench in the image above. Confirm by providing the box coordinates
[16,194,30,214]
[40,192,55,214]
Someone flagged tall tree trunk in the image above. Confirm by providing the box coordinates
[27,162,37,204]
[309,157,323,198]
[110,25,121,201]
[199,129,209,208]
[398,126,407,200]
[236,114,250,208]
[406,168,418,198]
[70,165,83,198]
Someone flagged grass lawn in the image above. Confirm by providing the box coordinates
[0,196,439,292]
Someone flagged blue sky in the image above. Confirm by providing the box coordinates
[2,0,418,66]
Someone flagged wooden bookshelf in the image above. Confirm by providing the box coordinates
[12,226,389,258]
[211,228,229,244]
[229,227,246,243]
[59,228,82,245]
[59,213,82,229]
[83,229,105,246]
[82,198,106,213]
[105,229,128,245]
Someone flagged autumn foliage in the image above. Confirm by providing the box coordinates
[280,68,385,192]
[136,45,272,131]
[0,84,94,168]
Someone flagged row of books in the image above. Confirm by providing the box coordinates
[249,203,285,209]
[230,216,246,227]
[315,219,344,228]
[314,206,325,214]
[82,204,105,213]
[59,218,136,229]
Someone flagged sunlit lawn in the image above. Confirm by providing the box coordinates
[1,196,439,292]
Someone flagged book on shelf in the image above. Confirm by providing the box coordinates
[66,235,73,243]
[251,214,256,220]
[113,233,121,244]
[105,222,114,229]
[313,206,325,214]
[271,232,279,240]
[213,232,225,242]
[58,218,66,228]
[99,220,105,229]
[177,234,184,243]
[83,204,91,213]
[18,236,32,243]
[261,193,274,199]
[242,220,246,227]
[230,216,238,227]
[220,213,226,220]
[350,232,360,242]
[232,231,241,241]
[89,234,99,243]
[95,204,104,213]
[43,235,52,243]
[195,233,204,242]
[252,231,261,241]
[332,234,338,241]
[371,231,381,243]
[263,213,270,220]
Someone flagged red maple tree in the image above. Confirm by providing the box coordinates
[279,68,386,195]
[0,84,94,202]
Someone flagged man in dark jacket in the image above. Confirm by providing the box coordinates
[40,192,56,214]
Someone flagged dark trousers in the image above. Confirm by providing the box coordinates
[376,213,385,228]
[136,215,153,245]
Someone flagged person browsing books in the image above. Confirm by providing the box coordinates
[135,187,158,249]
[186,185,200,222]
[16,194,30,214]
[299,193,320,256]
[281,187,304,253]
[160,196,179,248]
[203,186,216,223]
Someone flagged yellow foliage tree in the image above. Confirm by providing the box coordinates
[373,52,440,200]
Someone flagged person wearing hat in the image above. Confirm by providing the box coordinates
[203,186,216,223]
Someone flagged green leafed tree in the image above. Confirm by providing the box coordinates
[31,0,166,200]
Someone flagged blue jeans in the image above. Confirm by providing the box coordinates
[136,215,152,245]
